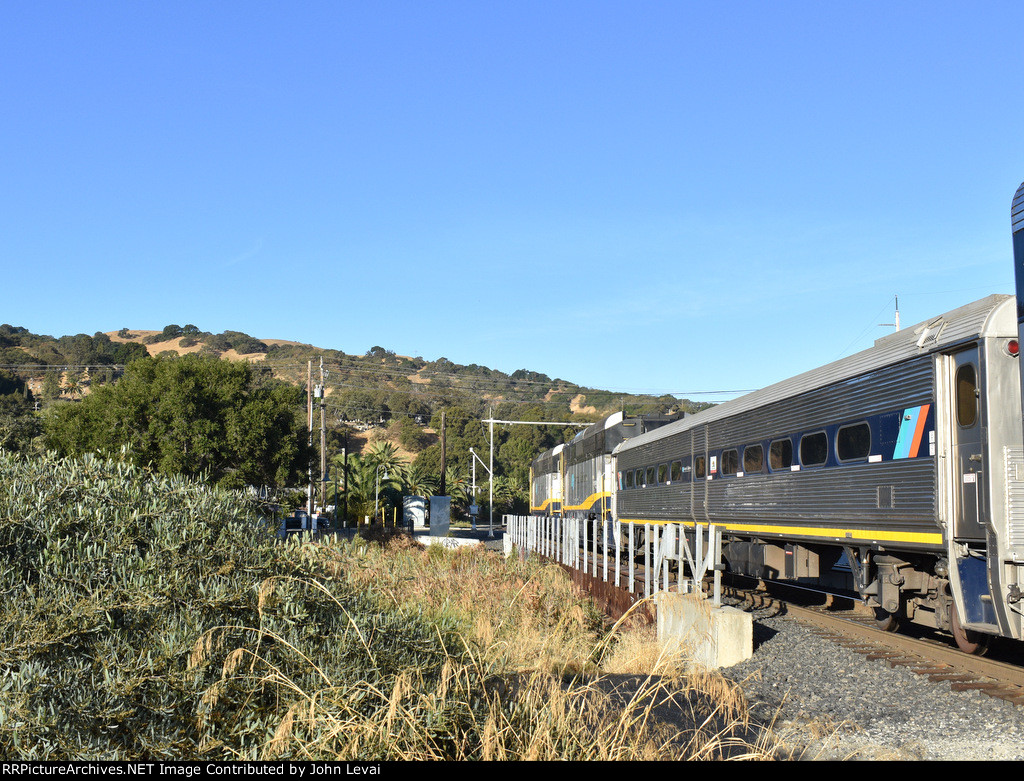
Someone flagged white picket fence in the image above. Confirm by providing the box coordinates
[503,514,723,607]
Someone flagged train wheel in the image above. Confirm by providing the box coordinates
[951,602,990,656]
[873,607,900,632]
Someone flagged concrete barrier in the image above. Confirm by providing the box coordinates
[655,591,753,669]
[412,534,482,550]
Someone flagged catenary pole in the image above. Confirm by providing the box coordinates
[481,417,590,539]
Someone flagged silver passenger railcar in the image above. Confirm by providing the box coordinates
[614,292,1024,653]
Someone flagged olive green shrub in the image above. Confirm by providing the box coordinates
[0,452,464,760]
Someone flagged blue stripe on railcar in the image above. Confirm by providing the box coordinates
[890,404,934,460]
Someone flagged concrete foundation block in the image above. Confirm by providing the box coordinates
[655,592,753,670]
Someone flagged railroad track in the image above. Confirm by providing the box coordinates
[720,581,1024,707]
[543,543,1024,706]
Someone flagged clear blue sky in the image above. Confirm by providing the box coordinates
[3,2,1023,403]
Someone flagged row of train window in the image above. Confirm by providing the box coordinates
[620,421,872,489]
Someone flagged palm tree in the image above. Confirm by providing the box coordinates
[492,475,525,513]
[363,440,409,485]
[443,467,470,509]
[63,372,81,399]
[404,462,438,498]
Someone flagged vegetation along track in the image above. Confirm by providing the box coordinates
[721,579,1024,707]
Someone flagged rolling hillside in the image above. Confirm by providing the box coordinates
[0,323,712,467]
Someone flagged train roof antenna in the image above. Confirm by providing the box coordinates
[879,294,900,331]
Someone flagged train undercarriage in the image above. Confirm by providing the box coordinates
[718,537,992,654]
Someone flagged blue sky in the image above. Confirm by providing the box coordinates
[3,2,1023,403]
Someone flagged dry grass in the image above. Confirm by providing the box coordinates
[238,535,802,760]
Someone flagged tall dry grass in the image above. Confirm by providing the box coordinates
[245,533,795,760]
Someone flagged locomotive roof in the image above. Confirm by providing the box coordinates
[615,293,1016,455]
[530,442,565,467]
[571,411,625,442]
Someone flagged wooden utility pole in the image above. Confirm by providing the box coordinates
[319,357,327,514]
[307,360,313,515]
[439,410,446,495]
[343,432,349,527]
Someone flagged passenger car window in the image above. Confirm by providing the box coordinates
[769,439,793,470]
[721,449,739,476]
[694,456,706,479]
[657,464,668,484]
[646,466,656,486]
[743,444,764,473]
[625,470,634,489]
[670,461,683,482]
[800,432,828,466]
[837,422,871,461]
[956,364,978,427]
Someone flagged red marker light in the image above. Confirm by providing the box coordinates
[1008,340,1020,357]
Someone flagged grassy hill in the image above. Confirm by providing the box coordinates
[0,323,712,477]
[103,326,706,421]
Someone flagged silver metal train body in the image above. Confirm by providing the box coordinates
[527,180,1024,653]
[615,293,1024,651]
[530,443,565,517]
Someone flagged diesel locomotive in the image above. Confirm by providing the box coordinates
[530,412,678,521]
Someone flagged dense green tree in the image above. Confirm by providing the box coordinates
[112,340,149,365]
[0,370,40,453]
[396,416,432,452]
[0,324,30,348]
[334,389,384,424]
[44,354,312,489]
[337,452,404,523]
[41,371,62,400]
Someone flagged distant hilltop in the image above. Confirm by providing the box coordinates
[1,322,711,426]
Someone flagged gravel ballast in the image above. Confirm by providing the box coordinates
[723,610,1024,760]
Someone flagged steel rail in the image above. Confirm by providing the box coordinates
[752,592,1024,704]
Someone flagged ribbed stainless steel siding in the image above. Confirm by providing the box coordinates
[1006,447,1024,558]
[1013,182,1024,234]
[619,354,932,468]
[618,458,934,519]
[618,295,1012,457]
[615,346,941,550]
[565,456,601,510]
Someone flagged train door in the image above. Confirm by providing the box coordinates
[944,345,1000,645]
[948,346,987,541]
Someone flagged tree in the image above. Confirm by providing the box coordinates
[41,371,62,401]
[334,389,382,425]
[403,462,438,498]
[337,452,405,523]
[0,371,40,453]
[44,354,312,490]
[362,440,408,484]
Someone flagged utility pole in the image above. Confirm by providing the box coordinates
[319,357,327,516]
[488,412,493,538]
[439,410,447,495]
[469,447,490,532]
[481,416,591,538]
[343,432,349,528]
[315,358,323,515]
[307,360,313,516]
